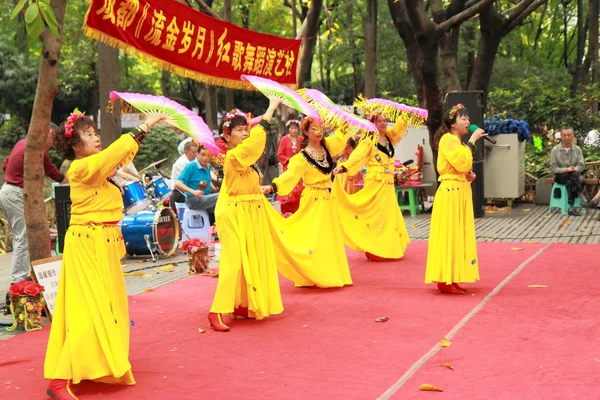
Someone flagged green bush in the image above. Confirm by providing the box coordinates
[0,117,27,149]
[131,125,181,172]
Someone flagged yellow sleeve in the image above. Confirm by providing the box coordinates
[387,119,408,146]
[228,124,267,168]
[325,127,351,158]
[69,134,138,186]
[339,140,374,176]
[272,153,307,196]
[440,134,473,173]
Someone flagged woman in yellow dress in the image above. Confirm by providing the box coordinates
[45,111,166,399]
[208,98,284,332]
[263,117,353,288]
[331,114,410,261]
[425,104,487,293]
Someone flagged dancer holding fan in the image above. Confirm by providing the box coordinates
[425,104,487,294]
[44,111,167,399]
[207,98,285,332]
[332,111,411,261]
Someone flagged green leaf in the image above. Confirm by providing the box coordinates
[24,3,39,24]
[10,0,28,20]
[26,13,44,39]
[39,2,59,27]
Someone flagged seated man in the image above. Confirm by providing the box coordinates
[176,145,219,220]
[550,127,585,216]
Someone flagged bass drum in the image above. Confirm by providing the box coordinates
[120,208,180,256]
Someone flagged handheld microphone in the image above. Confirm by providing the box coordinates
[469,124,497,145]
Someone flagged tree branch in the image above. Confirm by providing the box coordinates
[436,0,496,34]
[465,0,482,7]
[405,0,431,34]
[502,0,534,23]
[193,0,221,19]
[505,0,547,32]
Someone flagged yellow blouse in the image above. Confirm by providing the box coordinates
[67,134,138,225]
[223,125,267,196]
[340,119,408,184]
[273,128,349,195]
[437,133,473,182]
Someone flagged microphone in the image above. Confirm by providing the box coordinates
[469,124,497,145]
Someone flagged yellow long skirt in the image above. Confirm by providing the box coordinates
[210,194,283,320]
[44,224,135,385]
[331,178,410,259]
[425,180,479,284]
[267,187,353,288]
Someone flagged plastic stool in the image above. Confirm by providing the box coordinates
[396,187,419,217]
[182,208,211,241]
[548,183,583,214]
[175,202,187,225]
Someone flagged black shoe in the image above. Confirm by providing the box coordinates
[568,207,581,216]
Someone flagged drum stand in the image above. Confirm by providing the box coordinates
[144,235,158,262]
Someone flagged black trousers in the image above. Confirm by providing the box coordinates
[554,172,583,205]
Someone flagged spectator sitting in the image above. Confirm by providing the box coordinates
[550,127,585,216]
[175,145,219,223]
[170,140,199,210]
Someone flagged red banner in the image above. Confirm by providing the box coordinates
[84,0,301,89]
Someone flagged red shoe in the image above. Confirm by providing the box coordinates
[47,379,79,399]
[437,282,464,294]
[365,252,398,262]
[452,283,468,292]
[233,306,255,319]
[208,312,230,332]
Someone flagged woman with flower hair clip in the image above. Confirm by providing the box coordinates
[276,119,304,214]
[425,104,487,294]
[43,110,166,399]
[208,98,285,332]
[331,112,410,261]
[263,117,353,289]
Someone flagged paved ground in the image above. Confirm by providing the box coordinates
[1,202,598,340]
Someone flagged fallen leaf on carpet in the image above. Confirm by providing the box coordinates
[419,384,444,392]
[163,376,167,379]
[527,241,538,244]
[169,348,178,352]
[544,215,551,219]
[132,271,144,276]
[144,288,155,292]
[523,209,530,212]
[440,338,451,347]
[440,363,454,370]
[528,285,549,288]
[198,328,205,333]
[375,317,389,323]
[123,272,132,277]
[141,274,152,278]
[511,247,524,251]
[178,366,184,368]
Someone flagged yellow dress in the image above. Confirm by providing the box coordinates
[332,120,410,259]
[267,130,353,288]
[425,133,479,284]
[44,134,138,385]
[210,124,283,320]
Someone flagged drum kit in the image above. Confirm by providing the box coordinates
[119,158,180,261]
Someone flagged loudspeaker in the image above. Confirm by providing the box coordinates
[444,91,485,218]
[54,184,71,254]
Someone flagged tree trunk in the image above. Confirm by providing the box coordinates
[570,0,586,95]
[161,70,171,97]
[387,0,425,106]
[464,21,476,88]
[292,0,298,37]
[204,85,218,130]
[23,0,67,263]
[90,60,99,123]
[364,0,377,98]
[296,0,323,87]
[440,27,462,92]
[224,0,235,111]
[581,0,598,86]
[97,43,122,146]
[588,0,599,113]
[347,2,360,98]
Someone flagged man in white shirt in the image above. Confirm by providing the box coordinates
[170,140,199,210]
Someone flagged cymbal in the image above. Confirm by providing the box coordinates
[139,157,169,173]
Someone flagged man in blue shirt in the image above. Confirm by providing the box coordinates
[175,146,219,213]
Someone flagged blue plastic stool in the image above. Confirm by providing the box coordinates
[548,183,583,214]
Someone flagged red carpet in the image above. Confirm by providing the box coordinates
[1,242,593,399]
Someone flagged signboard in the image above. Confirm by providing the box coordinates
[31,256,62,321]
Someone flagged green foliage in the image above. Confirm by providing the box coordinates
[13,0,59,38]
[132,125,181,171]
[0,117,27,149]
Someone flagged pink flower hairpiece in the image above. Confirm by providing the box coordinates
[286,120,300,128]
[64,111,86,138]
[448,104,464,120]
[222,108,249,135]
